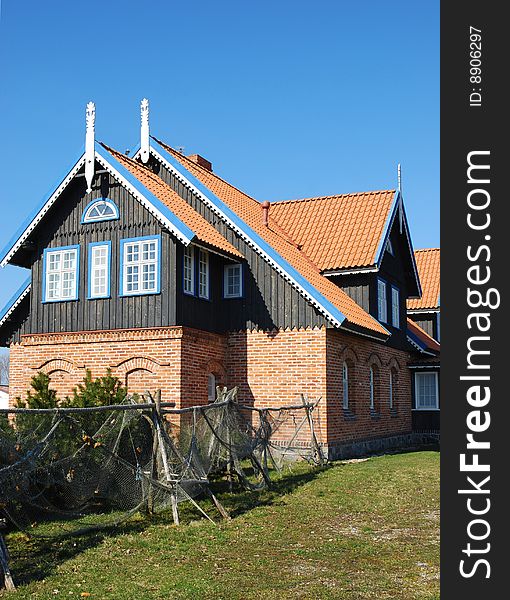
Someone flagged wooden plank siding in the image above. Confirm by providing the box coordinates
[19,165,178,336]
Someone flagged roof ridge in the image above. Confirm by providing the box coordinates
[274,189,396,205]
[415,247,440,253]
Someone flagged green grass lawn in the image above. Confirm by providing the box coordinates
[4,451,439,599]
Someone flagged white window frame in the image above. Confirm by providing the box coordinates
[414,372,439,410]
[198,249,210,299]
[391,286,400,329]
[183,245,195,295]
[82,199,119,223]
[120,236,160,297]
[224,263,243,298]
[43,246,80,302]
[342,362,349,409]
[208,373,216,403]
[369,365,376,410]
[88,242,111,299]
[377,279,387,323]
[386,238,394,256]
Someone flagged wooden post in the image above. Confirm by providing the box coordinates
[0,521,16,592]
[152,390,180,526]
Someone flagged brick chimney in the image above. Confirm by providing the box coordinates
[187,154,213,172]
[261,201,270,227]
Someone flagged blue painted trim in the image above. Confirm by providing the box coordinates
[182,245,196,297]
[407,328,428,352]
[223,262,244,299]
[0,150,85,266]
[42,245,81,303]
[390,284,400,329]
[87,241,112,299]
[150,139,347,327]
[81,199,119,224]
[119,235,161,297]
[95,143,195,244]
[0,276,31,325]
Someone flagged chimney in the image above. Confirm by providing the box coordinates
[261,201,270,227]
[187,154,213,172]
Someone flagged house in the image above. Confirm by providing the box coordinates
[407,248,440,434]
[0,101,439,458]
[0,385,8,410]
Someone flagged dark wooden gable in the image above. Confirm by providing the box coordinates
[15,162,179,335]
[148,157,327,331]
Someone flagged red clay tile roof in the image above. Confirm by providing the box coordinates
[270,191,396,271]
[407,318,440,353]
[155,140,389,336]
[101,145,243,260]
[407,248,440,310]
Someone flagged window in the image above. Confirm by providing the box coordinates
[198,250,210,299]
[415,372,439,409]
[183,246,195,295]
[208,373,216,403]
[342,362,349,409]
[224,263,243,298]
[369,365,376,410]
[120,236,160,296]
[391,286,400,328]
[43,246,79,302]
[82,199,119,223]
[389,370,396,410]
[386,238,394,256]
[88,242,111,299]
[377,279,387,323]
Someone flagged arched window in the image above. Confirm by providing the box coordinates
[389,369,397,410]
[342,362,349,409]
[82,199,119,224]
[207,373,216,403]
[370,366,375,409]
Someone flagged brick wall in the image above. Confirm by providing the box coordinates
[9,325,413,455]
[8,327,224,408]
[226,327,412,451]
[325,328,412,447]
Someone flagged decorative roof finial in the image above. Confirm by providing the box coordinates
[140,98,150,164]
[397,163,403,233]
[85,102,95,193]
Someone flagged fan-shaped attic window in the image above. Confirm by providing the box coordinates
[81,199,119,224]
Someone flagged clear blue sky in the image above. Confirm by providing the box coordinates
[0,0,439,318]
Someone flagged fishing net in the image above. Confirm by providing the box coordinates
[0,388,324,540]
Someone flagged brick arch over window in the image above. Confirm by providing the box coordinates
[338,346,359,365]
[125,368,160,396]
[34,358,82,375]
[113,357,162,396]
[386,357,401,371]
[366,353,383,370]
